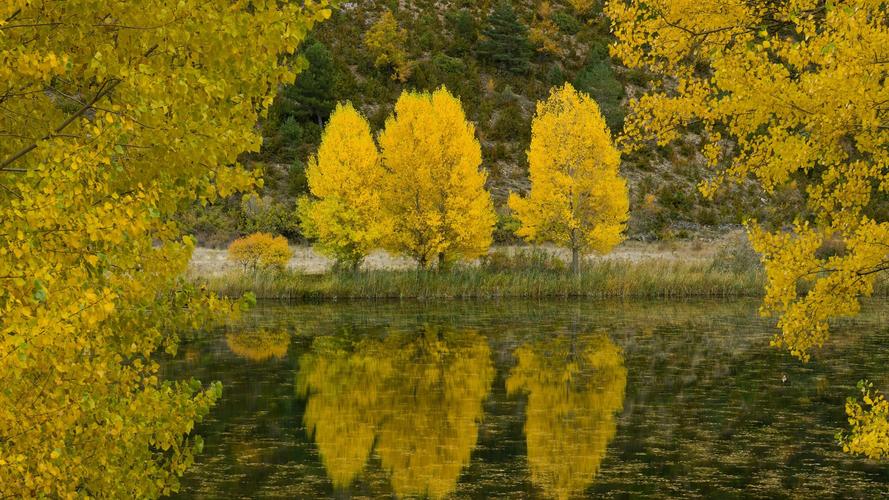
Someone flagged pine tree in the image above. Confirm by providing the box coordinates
[573,48,626,133]
[477,2,532,74]
[275,41,337,126]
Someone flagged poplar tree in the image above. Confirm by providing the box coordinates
[509,84,629,274]
[378,87,496,269]
[608,0,889,457]
[0,1,332,495]
[298,103,388,270]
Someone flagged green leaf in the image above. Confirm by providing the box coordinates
[33,279,47,303]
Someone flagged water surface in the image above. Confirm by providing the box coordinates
[163,299,889,498]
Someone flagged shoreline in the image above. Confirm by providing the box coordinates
[189,239,889,302]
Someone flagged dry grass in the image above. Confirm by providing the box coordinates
[190,234,889,301]
[197,258,766,300]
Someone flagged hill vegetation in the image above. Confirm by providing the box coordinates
[179,0,804,248]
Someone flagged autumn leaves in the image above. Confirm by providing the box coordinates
[299,84,629,272]
[298,88,494,270]
[510,85,629,274]
[299,88,494,270]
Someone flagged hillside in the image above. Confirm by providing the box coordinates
[179,0,803,248]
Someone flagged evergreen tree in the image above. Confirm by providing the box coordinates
[446,9,478,56]
[276,41,337,126]
[477,2,532,74]
[573,46,625,133]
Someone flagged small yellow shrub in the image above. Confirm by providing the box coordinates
[228,233,292,272]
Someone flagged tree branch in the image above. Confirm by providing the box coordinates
[0,79,120,171]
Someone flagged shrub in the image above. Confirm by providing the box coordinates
[710,232,762,274]
[552,11,581,35]
[493,212,523,244]
[239,194,301,240]
[228,232,293,272]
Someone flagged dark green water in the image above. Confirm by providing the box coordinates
[163,299,889,499]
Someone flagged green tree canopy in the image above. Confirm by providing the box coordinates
[274,40,337,126]
[477,2,532,74]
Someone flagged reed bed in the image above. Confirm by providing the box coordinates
[199,258,771,300]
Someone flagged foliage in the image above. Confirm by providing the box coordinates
[507,332,627,500]
[445,9,479,55]
[477,1,533,74]
[530,2,564,57]
[378,87,496,268]
[364,11,411,82]
[239,193,301,241]
[608,0,889,455]
[839,380,889,460]
[0,0,331,496]
[272,41,337,126]
[573,49,625,132]
[227,233,293,273]
[236,1,755,247]
[567,0,597,14]
[298,103,388,270]
[509,84,629,273]
[552,11,582,35]
[296,327,495,498]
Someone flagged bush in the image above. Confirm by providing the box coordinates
[239,194,301,240]
[710,232,762,274]
[552,11,581,35]
[227,232,293,272]
[493,212,523,244]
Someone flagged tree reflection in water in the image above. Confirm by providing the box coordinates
[225,329,290,362]
[296,326,495,498]
[507,332,627,500]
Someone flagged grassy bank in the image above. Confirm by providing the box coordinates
[198,258,768,300]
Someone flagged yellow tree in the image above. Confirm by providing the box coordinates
[507,332,627,500]
[568,0,597,15]
[298,103,388,270]
[509,83,629,274]
[378,87,496,269]
[607,0,889,457]
[0,0,332,496]
[364,10,411,82]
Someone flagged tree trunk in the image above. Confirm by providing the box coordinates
[438,252,446,272]
[571,247,580,275]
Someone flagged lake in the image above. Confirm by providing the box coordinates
[163,299,889,498]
